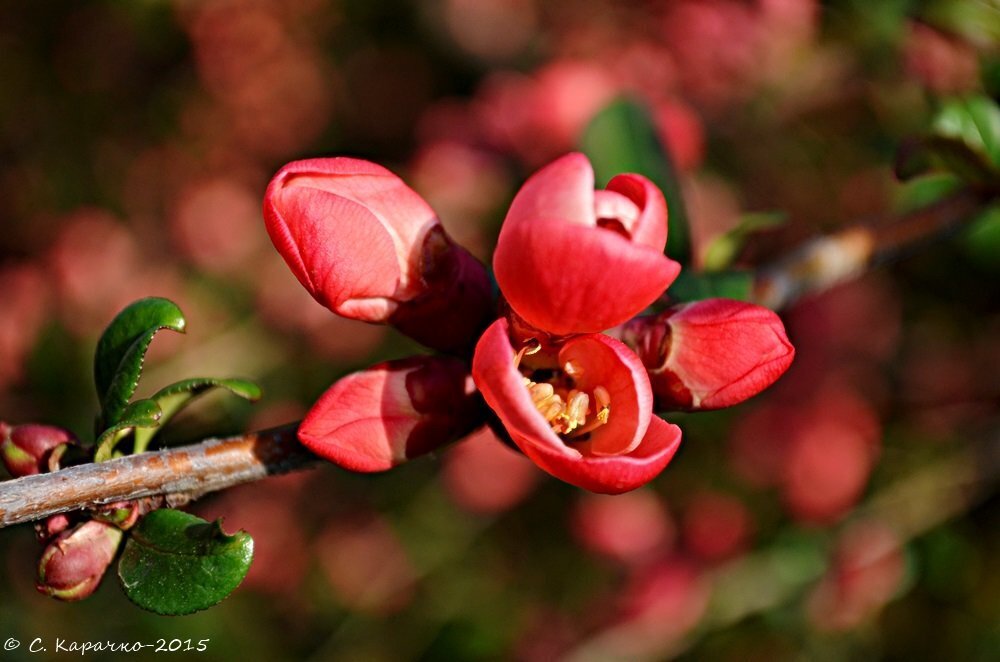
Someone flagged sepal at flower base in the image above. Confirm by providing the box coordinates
[263,157,493,352]
[623,298,794,411]
[36,519,123,601]
[299,356,485,472]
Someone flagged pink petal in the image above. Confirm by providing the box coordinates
[624,299,795,411]
[558,333,652,456]
[299,356,483,472]
[516,416,682,494]
[606,173,669,251]
[667,299,794,409]
[494,218,680,334]
[268,185,401,321]
[272,158,438,288]
[503,152,596,229]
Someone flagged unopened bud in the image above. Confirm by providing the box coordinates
[94,502,139,530]
[623,299,794,411]
[36,519,123,601]
[1,422,77,478]
[263,158,493,354]
[35,513,74,544]
[299,356,485,472]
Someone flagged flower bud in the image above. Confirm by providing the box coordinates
[36,519,123,601]
[622,299,794,411]
[263,157,494,353]
[1,422,77,478]
[35,513,74,544]
[298,356,485,472]
[94,500,143,531]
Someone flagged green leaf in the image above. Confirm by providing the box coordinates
[961,205,1000,273]
[133,378,263,454]
[702,212,787,272]
[580,97,692,263]
[95,298,186,429]
[932,96,1000,167]
[118,509,253,616]
[895,135,998,184]
[667,269,754,304]
[94,399,162,462]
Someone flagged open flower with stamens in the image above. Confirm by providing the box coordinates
[473,319,682,494]
[264,157,493,352]
[493,153,681,335]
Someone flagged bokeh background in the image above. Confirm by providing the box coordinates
[1,0,998,659]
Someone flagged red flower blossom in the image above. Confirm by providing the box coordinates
[298,356,484,472]
[263,157,492,352]
[472,319,681,494]
[493,153,681,335]
[623,298,794,410]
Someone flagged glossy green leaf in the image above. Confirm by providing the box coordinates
[580,97,692,263]
[895,135,998,184]
[667,269,754,304]
[933,96,1000,166]
[920,0,1000,55]
[702,212,787,272]
[94,399,162,463]
[95,298,186,428]
[118,509,253,616]
[132,378,263,454]
[897,96,1000,185]
[961,205,1000,273]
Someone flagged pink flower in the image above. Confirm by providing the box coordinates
[263,157,493,352]
[472,319,681,494]
[493,153,681,335]
[298,356,483,472]
[623,298,794,410]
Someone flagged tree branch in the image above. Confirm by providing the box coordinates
[0,183,996,529]
[0,424,315,528]
[752,184,997,309]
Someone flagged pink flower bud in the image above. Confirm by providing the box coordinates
[94,500,144,531]
[35,513,74,544]
[36,519,123,601]
[493,153,681,336]
[299,356,484,472]
[263,157,493,353]
[1,422,77,478]
[623,298,794,411]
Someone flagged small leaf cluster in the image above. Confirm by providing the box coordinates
[69,298,260,614]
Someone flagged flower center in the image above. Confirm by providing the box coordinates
[514,342,611,439]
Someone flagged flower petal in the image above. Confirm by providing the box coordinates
[494,218,680,334]
[271,158,438,286]
[624,299,795,410]
[606,173,668,251]
[299,356,483,472]
[516,416,682,494]
[558,333,652,456]
[503,152,596,229]
[268,184,401,321]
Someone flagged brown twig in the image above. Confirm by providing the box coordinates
[752,184,997,309]
[0,184,996,529]
[0,424,315,528]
